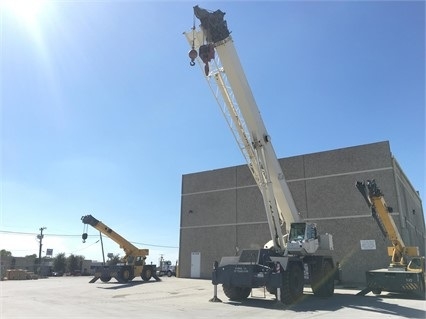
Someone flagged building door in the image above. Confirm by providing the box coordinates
[190,252,201,278]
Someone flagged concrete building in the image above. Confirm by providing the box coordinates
[1,256,37,277]
[0,255,53,278]
[1,256,99,278]
[179,141,425,284]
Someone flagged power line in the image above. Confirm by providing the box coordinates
[132,242,178,249]
[0,230,93,237]
[0,230,178,248]
[70,239,100,254]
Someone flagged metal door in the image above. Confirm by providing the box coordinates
[190,252,201,278]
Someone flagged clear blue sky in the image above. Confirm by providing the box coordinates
[1,1,424,264]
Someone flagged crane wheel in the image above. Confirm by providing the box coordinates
[100,276,112,283]
[281,262,304,304]
[311,259,335,297]
[222,285,251,301]
[141,267,153,281]
[118,268,132,283]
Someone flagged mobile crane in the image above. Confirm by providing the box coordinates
[81,214,159,283]
[184,6,335,304]
[356,180,425,298]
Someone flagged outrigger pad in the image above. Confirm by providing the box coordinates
[153,273,161,281]
[356,288,371,296]
[89,276,100,283]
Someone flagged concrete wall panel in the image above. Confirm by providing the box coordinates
[303,141,392,178]
[181,190,236,227]
[236,223,271,251]
[280,155,305,180]
[179,225,237,278]
[236,165,256,187]
[182,167,236,194]
[236,186,265,223]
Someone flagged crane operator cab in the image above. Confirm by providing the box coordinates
[126,255,146,266]
[287,222,321,255]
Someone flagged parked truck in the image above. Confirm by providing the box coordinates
[81,214,159,283]
[356,180,425,299]
[157,256,176,277]
[184,6,335,305]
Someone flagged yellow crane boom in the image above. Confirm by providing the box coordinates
[82,214,148,262]
[356,180,419,266]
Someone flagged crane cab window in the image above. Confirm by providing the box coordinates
[289,223,307,242]
[408,258,423,270]
[135,256,144,266]
[306,223,317,240]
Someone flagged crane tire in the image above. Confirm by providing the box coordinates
[141,266,153,281]
[222,285,251,301]
[118,268,132,283]
[100,276,112,283]
[311,259,335,297]
[281,262,304,304]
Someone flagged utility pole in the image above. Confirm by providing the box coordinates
[37,227,46,275]
[99,231,106,266]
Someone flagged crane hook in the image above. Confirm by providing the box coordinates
[189,48,197,66]
[82,222,89,243]
[189,17,198,66]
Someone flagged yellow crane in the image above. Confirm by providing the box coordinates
[356,180,425,298]
[81,214,159,283]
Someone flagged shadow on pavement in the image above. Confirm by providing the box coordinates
[223,291,425,318]
[96,280,159,290]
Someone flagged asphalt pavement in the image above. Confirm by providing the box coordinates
[1,276,425,318]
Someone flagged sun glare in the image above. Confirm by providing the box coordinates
[2,0,51,58]
[3,0,47,26]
